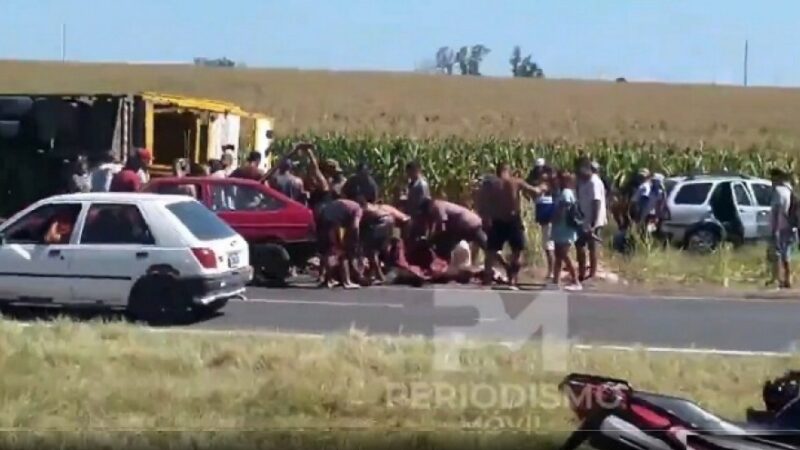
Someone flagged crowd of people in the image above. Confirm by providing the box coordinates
[240,143,628,291]
[60,143,800,292]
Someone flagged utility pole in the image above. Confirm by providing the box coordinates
[743,39,748,87]
[61,24,66,62]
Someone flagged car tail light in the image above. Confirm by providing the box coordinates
[191,248,218,269]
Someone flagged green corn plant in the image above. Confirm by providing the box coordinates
[271,134,798,202]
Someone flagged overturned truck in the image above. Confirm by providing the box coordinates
[0,92,273,217]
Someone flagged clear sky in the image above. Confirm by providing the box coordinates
[1,0,798,86]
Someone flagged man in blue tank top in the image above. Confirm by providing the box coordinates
[534,168,557,280]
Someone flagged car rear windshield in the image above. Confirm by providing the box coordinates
[166,200,237,241]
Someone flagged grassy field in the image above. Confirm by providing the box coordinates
[4,60,800,150]
[0,319,794,449]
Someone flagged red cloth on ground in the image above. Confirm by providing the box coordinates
[387,238,455,285]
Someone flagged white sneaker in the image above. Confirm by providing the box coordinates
[564,283,583,292]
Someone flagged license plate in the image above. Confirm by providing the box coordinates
[227,252,240,268]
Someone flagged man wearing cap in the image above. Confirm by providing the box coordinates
[526,157,548,186]
[322,159,346,197]
[631,168,652,224]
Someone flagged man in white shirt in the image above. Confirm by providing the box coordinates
[576,157,607,281]
[89,153,123,192]
[769,168,795,289]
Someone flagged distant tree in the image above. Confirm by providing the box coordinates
[616,77,627,83]
[455,46,469,75]
[510,46,522,77]
[511,48,544,78]
[467,45,490,76]
[435,47,455,75]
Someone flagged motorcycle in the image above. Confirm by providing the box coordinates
[558,373,800,450]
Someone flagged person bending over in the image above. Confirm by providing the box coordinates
[418,198,487,262]
[360,201,410,284]
[316,198,363,289]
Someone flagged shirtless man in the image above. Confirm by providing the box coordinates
[316,198,363,289]
[360,202,410,284]
[269,159,307,204]
[418,198,487,260]
[482,162,543,288]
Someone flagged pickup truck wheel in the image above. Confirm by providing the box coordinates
[684,228,720,254]
[127,274,194,325]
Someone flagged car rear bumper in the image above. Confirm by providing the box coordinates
[180,266,253,306]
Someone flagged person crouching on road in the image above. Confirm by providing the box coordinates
[551,170,582,291]
[317,198,363,289]
[360,200,410,285]
[418,198,487,264]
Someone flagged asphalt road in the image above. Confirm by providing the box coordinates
[186,284,800,353]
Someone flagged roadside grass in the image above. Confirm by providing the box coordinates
[610,241,771,288]
[518,210,779,291]
[0,319,795,449]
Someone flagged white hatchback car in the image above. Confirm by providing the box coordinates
[0,193,252,323]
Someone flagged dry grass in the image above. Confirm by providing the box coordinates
[4,60,800,150]
[0,319,794,449]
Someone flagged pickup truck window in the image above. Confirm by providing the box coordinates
[750,183,772,207]
[733,183,752,206]
[674,182,712,205]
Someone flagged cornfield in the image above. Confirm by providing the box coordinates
[273,134,798,204]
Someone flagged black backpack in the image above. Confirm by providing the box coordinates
[567,203,584,231]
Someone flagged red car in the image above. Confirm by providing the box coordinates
[144,177,316,284]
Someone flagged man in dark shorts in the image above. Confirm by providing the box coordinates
[481,163,542,288]
[575,157,607,281]
[316,198,363,289]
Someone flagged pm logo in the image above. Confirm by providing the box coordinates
[432,289,569,373]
